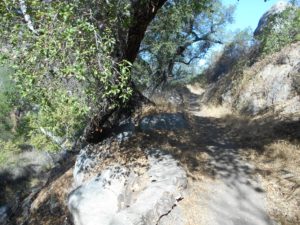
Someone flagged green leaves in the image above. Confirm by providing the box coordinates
[0,0,135,151]
[0,140,21,166]
[0,68,15,141]
[134,0,234,87]
[102,60,133,104]
[258,7,300,55]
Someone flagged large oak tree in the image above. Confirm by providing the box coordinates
[1,0,179,145]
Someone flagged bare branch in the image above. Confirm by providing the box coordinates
[177,56,202,65]
[19,0,38,34]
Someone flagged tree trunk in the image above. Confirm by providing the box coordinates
[83,0,167,143]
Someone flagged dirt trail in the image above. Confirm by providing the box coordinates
[127,87,300,224]
[175,91,275,225]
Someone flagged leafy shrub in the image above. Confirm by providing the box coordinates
[258,7,300,55]
[0,1,133,151]
[26,89,89,151]
[0,67,16,141]
[0,140,20,166]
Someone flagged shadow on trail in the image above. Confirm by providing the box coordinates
[131,112,299,225]
[135,113,299,177]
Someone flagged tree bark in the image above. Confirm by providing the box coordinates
[124,0,167,63]
[83,0,167,143]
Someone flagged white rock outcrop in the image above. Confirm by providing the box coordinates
[68,149,187,225]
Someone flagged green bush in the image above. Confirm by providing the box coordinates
[0,140,20,166]
[258,7,300,55]
[26,89,89,151]
[0,67,15,141]
[0,1,133,151]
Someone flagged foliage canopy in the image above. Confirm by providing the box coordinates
[0,0,134,150]
[133,0,235,92]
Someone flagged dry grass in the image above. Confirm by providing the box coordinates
[30,168,73,213]
[218,112,300,224]
[192,110,300,224]
[138,102,179,117]
[201,42,300,112]
[242,141,300,225]
[134,103,300,225]
[191,104,233,118]
[180,178,215,225]
[26,169,74,225]
[18,83,299,225]
[133,96,183,125]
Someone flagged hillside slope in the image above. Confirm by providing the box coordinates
[202,41,300,117]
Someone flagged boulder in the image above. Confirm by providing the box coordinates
[139,113,188,131]
[233,44,300,115]
[68,149,187,225]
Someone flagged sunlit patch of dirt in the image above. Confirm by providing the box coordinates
[186,83,205,95]
[134,100,182,120]
[191,105,233,118]
[180,178,216,225]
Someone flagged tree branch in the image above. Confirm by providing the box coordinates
[125,0,168,63]
[177,56,202,65]
[19,0,38,34]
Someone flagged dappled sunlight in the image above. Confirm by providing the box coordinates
[1,0,299,224]
[126,101,300,224]
[186,84,205,95]
[191,105,233,118]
